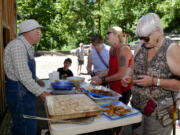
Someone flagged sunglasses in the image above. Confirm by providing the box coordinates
[106,31,113,35]
[137,36,150,42]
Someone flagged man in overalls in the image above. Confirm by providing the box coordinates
[3,19,51,135]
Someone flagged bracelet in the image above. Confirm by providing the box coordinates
[151,77,154,93]
[157,78,160,86]
[102,76,107,83]
[152,77,154,86]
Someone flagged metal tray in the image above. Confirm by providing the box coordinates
[100,101,140,120]
[80,85,121,101]
[52,89,77,95]
[45,94,103,121]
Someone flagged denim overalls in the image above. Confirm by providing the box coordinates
[6,39,37,135]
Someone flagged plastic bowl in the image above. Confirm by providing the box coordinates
[51,80,75,90]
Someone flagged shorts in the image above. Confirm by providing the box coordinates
[78,59,84,65]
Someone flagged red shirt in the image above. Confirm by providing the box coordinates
[108,51,133,94]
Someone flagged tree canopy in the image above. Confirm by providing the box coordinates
[17,0,180,51]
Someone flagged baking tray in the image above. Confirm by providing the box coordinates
[80,85,121,101]
[45,94,103,121]
[51,89,77,95]
[100,101,140,120]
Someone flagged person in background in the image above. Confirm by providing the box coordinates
[76,43,85,75]
[57,58,73,79]
[87,34,110,77]
[91,26,133,105]
[122,13,180,135]
[3,19,51,135]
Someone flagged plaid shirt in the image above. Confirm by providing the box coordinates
[3,35,43,96]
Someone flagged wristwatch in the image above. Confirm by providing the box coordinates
[102,76,107,83]
[157,78,160,86]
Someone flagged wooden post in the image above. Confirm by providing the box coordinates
[0,0,16,122]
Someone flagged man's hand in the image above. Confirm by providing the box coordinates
[87,69,91,75]
[37,80,45,87]
[39,91,51,102]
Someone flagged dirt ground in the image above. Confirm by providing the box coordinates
[35,55,90,81]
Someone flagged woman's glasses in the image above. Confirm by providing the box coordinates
[137,36,150,42]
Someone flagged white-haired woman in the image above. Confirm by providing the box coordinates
[123,13,180,135]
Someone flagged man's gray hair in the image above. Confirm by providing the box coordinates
[135,13,163,37]
[79,43,84,47]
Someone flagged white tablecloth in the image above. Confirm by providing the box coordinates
[49,113,142,135]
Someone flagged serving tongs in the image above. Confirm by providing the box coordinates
[23,114,94,125]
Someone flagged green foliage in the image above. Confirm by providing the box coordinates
[17,0,180,51]
[156,0,180,33]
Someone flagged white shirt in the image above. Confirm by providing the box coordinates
[76,47,84,60]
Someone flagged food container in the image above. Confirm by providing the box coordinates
[80,83,121,101]
[45,94,103,122]
[100,101,140,120]
[51,80,75,90]
[49,71,59,83]
[66,76,85,90]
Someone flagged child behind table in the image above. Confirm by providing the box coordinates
[57,58,73,79]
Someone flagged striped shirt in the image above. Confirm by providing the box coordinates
[3,35,44,96]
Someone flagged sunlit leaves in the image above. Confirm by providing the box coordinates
[17,0,179,50]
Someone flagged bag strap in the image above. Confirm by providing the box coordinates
[171,90,177,135]
[95,48,109,68]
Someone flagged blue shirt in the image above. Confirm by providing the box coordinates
[91,44,110,72]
